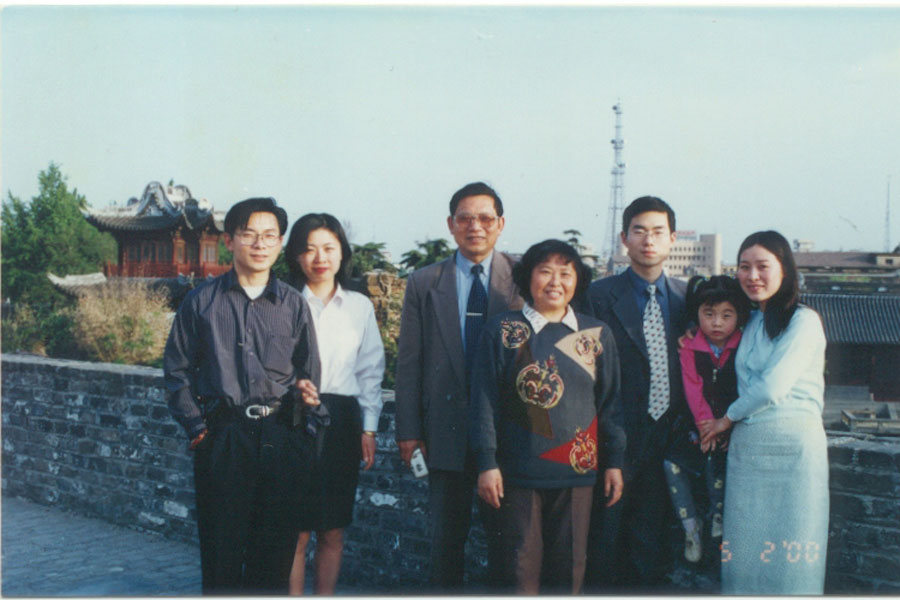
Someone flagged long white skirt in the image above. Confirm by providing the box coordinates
[721,414,829,595]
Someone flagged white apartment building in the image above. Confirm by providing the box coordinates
[663,231,722,278]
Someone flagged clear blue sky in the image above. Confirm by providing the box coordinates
[3,5,899,264]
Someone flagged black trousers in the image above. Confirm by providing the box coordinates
[193,408,314,595]
[585,416,675,592]
[428,462,503,591]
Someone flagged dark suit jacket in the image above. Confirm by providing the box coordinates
[394,251,523,472]
[588,270,687,474]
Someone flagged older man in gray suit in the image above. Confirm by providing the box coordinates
[395,181,522,590]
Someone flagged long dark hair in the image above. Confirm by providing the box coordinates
[737,230,799,339]
[686,275,751,328]
[285,213,352,289]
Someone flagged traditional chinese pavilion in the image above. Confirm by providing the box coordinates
[85,182,230,278]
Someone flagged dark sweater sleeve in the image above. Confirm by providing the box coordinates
[595,324,626,470]
[468,323,504,473]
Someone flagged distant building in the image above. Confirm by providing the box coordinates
[85,182,228,279]
[795,251,900,294]
[793,239,815,253]
[601,230,723,279]
[663,231,722,278]
[803,293,900,402]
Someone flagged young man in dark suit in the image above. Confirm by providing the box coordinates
[584,196,687,591]
[394,182,523,590]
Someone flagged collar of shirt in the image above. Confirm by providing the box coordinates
[626,266,670,325]
[301,283,345,314]
[455,250,493,335]
[626,267,668,300]
[224,268,282,304]
[522,302,578,334]
[455,250,493,284]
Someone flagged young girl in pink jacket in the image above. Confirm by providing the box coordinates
[665,275,750,563]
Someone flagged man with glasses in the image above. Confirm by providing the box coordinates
[165,197,321,594]
[395,181,522,590]
[584,196,687,592]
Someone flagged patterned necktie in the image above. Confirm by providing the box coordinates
[644,283,670,420]
[465,264,488,377]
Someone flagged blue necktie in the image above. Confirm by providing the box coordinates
[465,264,488,377]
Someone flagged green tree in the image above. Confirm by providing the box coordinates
[350,242,396,278]
[217,237,232,265]
[1,163,116,306]
[400,238,453,274]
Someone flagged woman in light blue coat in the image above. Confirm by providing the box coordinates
[700,230,828,595]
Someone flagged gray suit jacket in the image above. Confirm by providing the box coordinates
[394,251,523,472]
[588,271,687,473]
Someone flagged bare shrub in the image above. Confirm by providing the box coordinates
[72,281,172,366]
[1,304,49,355]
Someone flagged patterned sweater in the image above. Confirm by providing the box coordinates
[469,308,626,488]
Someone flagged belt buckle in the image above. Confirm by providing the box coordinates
[245,404,271,420]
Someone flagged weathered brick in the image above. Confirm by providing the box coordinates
[831,466,900,496]
[871,497,900,521]
[99,414,123,427]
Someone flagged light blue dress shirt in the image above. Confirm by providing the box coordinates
[726,306,826,424]
[455,250,492,350]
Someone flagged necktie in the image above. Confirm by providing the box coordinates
[465,264,488,377]
[644,284,670,420]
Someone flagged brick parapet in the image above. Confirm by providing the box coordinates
[2,354,898,592]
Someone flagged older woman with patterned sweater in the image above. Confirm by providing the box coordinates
[469,239,625,595]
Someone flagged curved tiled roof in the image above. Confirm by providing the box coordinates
[85,213,180,232]
[801,293,900,345]
[84,181,223,233]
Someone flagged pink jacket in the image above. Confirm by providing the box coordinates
[679,330,742,427]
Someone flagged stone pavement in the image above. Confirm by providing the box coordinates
[1,494,201,596]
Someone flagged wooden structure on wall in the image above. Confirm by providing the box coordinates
[85,182,229,279]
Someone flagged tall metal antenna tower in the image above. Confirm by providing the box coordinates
[606,102,626,271]
[886,176,892,252]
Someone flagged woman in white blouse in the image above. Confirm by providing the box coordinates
[285,213,386,595]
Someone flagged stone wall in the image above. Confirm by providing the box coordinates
[825,433,900,593]
[2,354,898,592]
[0,354,485,591]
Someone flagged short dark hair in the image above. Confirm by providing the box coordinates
[686,275,751,329]
[449,182,504,217]
[737,230,800,339]
[285,213,353,288]
[223,197,288,236]
[621,196,676,234]
[512,239,592,306]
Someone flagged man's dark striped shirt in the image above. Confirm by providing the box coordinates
[164,269,320,438]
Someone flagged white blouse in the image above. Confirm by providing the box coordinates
[302,284,386,431]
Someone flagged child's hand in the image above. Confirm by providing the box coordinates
[677,327,697,349]
[700,439,712,453]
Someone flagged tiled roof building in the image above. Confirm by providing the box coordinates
[802,294,900,345]
[801,293,900,402]
[85,182,228,279]
[795,251,900,294]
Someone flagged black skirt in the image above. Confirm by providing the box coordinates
[297,393,362,531]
